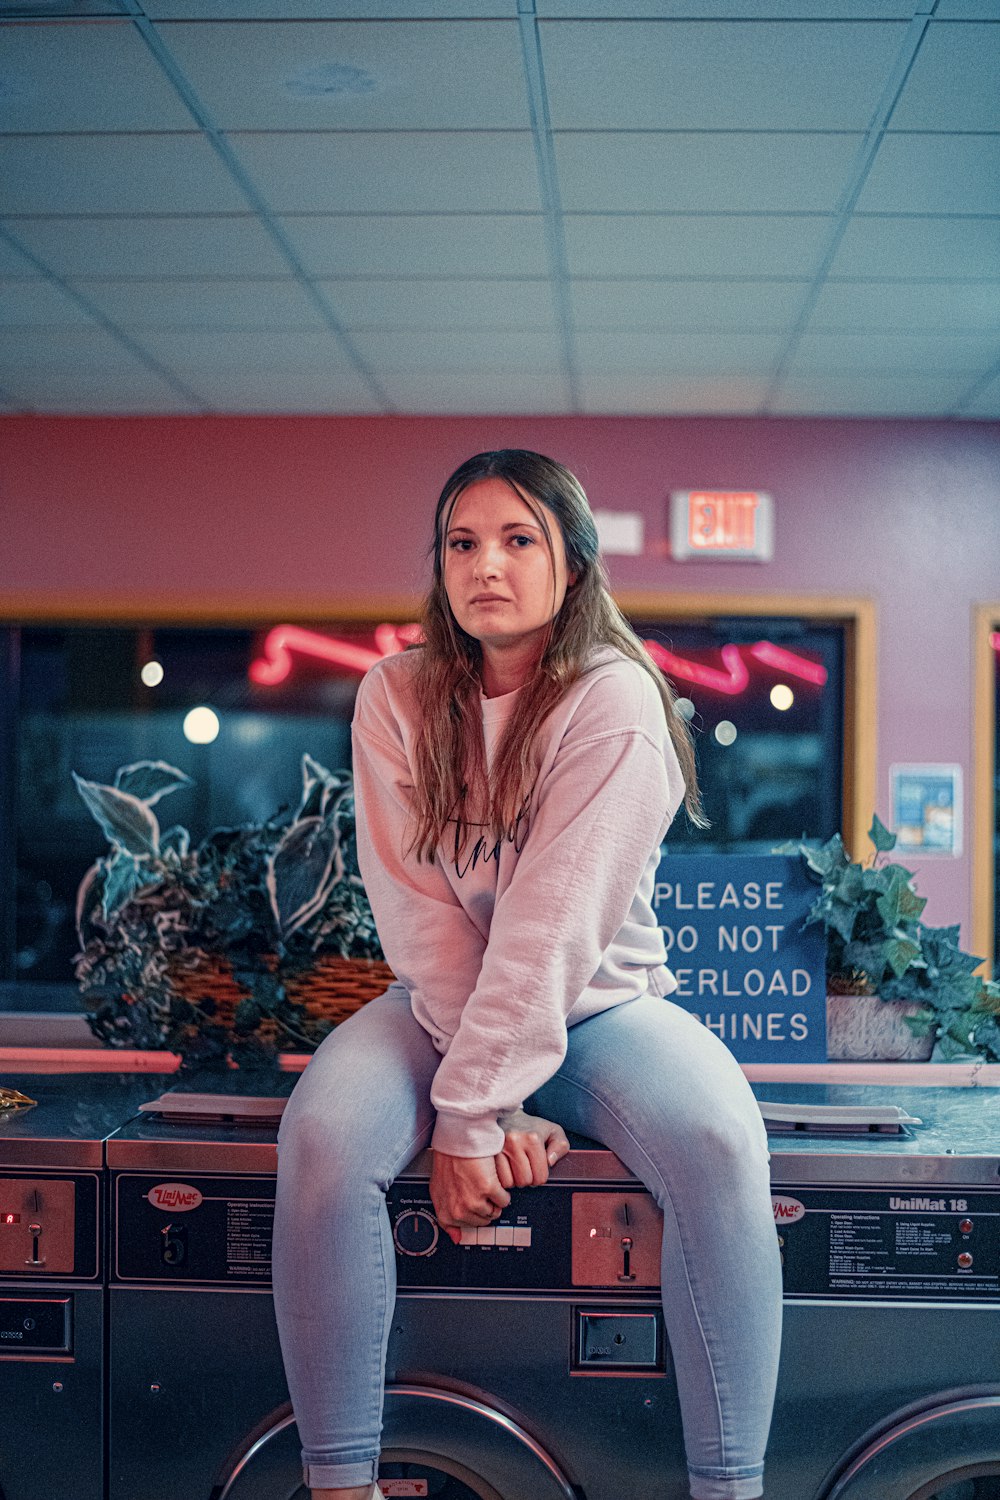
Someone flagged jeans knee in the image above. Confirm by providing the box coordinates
[654,1101,768,1189]
[277,1100,369,1207]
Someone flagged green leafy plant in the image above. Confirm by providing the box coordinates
[73,755,386,1068]
[777,816,1000,1062]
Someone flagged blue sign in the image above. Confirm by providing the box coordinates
[652,852,827,1062]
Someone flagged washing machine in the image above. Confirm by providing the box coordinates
[0,1071,164,1500]
[106,1079,1000,1500]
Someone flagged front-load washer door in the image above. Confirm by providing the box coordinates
[214,1384,579,1500]
[819,1391,1000,1500]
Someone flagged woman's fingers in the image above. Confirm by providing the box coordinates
[545,1125,571,1167]
[500,1139,534,1188]
[501,1127,556,1186]
[429,1149,511,1232]
[520,1130,550,1185]
[494,1151,515,1190]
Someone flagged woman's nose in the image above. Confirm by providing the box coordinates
[477,544,503,576]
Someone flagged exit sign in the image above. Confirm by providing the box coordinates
[670,491,774,561]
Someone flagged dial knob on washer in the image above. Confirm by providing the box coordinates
[392,1210,439,1257]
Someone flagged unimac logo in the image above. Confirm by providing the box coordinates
[147,1183,203,1212]
[772,1196,805,1224]
[889,1197,946,1211]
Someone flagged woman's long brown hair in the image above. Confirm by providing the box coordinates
[407,449,706,860]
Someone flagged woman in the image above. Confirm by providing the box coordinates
[272,449,782,1500]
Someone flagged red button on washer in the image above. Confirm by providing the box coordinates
[957,1252,973,1269]
[959,1219,974,1234]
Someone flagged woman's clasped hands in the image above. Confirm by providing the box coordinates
[430,1111,571,1245]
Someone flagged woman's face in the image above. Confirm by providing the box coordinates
[443,478,574,659]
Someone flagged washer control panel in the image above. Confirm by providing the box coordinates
[389,1184,663,1293]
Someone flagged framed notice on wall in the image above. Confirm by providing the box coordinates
[890,763,963,857]
[652,853,827,1062]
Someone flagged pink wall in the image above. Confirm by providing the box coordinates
[3,414,999,946]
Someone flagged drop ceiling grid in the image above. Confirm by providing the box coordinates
[0,8,996,413]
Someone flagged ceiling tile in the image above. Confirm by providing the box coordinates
[281,214,548,276]
[570,278,809,330]
[555,131,862,213]
[134,326,367,368]
[145,0,509,17]
[230,132,541,213]
[564,214,832,278]
[578,371,769,414]
[179,366,385,412]
[540,20,909,130]
[574,328,784,372]
[157,21,529,129]
[959,370,1000,417]
[68,278,327,328]
[0,136,248,215]
[933,0,1000,15]
[811,280,1000,333]
[890,22,1000,132]
[538,2,906,14]
[769,372,970,414]
[0,279,94,325]
[786,330,1000,375]
[5,217,290,277]
[0,369,199,412]
[856,134,1000,216]
[0,325,201,409]
[350,326,563,369]
[377,366,572,413]
[317,278,555,329]
[0,234,39,276]
[830,216,1000,279]
[0,23,196,131]
[0,323,166,370]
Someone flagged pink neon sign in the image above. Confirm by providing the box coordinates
[746,641,828,686]
[643,640,750,695]
[250,623,423,686]
[250,624,828,696]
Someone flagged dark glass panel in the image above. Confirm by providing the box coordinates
[632,617,844,854]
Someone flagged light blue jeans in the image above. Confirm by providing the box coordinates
[272,985,782,1500]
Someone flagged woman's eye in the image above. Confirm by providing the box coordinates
[447,538,473,551]
[511,534,535,548]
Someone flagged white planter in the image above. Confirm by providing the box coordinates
[826,993,935,1062]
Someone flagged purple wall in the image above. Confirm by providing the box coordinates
[4,414,999,945]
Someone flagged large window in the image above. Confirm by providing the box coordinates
[1,607,855,1015]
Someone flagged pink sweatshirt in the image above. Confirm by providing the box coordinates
[351,646,685,1158]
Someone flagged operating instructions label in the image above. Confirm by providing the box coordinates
[775,1187,1000,1300]
[114,1174,276,1285]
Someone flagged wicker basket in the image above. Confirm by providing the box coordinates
[169,951,396,1041]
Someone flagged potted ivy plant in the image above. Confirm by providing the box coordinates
[778,817,1000,1063]
[73,755,393,1069]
